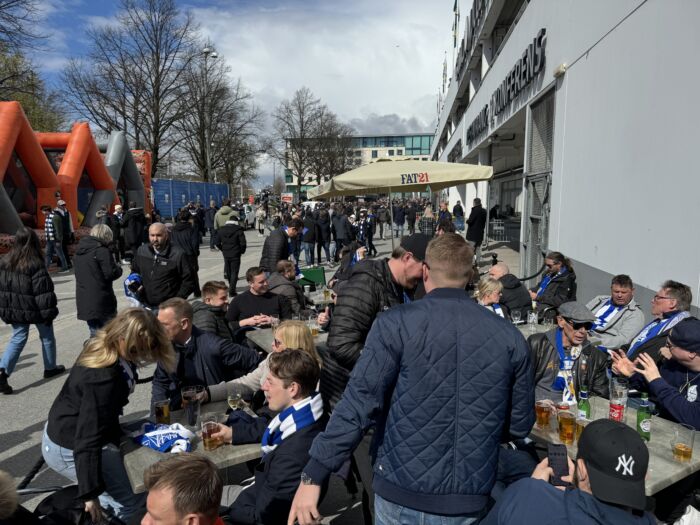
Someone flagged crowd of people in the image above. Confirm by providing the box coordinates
[0,195,699,525]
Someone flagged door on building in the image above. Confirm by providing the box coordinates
[522,90,554,283]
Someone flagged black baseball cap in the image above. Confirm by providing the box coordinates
[577,419,648,511]
[399,233,431,262]
[669,317,700,354]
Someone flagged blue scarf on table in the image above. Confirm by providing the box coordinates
[261,392,323,456]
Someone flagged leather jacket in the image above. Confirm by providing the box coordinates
[528,329,610,400]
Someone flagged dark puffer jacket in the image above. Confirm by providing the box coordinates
[170,222,200,257]
[531,270,577,309]
[121,208,146,246]
[315,216,332,243]
[259,228,289,273]
[499,273,531,319]
[217,222,247,259]
[321,258,404,410]
[74,236,123,321]
[306,289,534,516]
[0,261,58,325]
[192,301,233,341]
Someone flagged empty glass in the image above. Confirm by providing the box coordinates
[511,310,522,324]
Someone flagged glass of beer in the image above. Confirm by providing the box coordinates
[671,424,695,463]
[576,418,590,441]
[535,400,552,429]
[307,313,320,337]
[181,385,204,427]
[154,400,170,425]
[227,384,246,411]
[201,415,221,451]
[558,411,575,445]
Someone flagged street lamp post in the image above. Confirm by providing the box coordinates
[202,46,218,183]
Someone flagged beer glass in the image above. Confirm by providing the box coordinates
[558,411,575,445]
[307,313,320,337]
[535,400,552,429]
[154,400,170,425]
[527,311,538,333]
[511,310,522,324]
[201,414,221,451]
[227,384,246,411]
[671,424,695,463]
[576,418,590,441]
[181,385,204,427]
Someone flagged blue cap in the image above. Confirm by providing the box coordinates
[670,317,700,353]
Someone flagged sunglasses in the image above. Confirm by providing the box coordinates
[566,319,593,331]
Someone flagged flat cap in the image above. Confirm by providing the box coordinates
[558,301,597,323]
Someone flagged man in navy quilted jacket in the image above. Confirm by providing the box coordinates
[288,233,535,525]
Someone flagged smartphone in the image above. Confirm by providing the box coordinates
[547,443,572,487]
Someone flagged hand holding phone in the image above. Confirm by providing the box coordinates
[547,443,573,487]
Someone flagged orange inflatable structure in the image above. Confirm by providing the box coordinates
[0,101,150,234]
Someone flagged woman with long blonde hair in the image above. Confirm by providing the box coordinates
[42,308,175,524]
[418,205,437,237]
[206,320,321,403]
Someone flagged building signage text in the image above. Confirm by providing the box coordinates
[400,172,430,185]
[466,28,547,145]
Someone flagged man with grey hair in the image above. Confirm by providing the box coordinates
[131,223,195,309]
[489,262,531,320]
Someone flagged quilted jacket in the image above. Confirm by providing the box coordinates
[259,228,290,273]
[0,261,58,325]
[305,288,535,516]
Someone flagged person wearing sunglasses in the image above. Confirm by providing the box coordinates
[529,302,610,403]
[528,251,577,312]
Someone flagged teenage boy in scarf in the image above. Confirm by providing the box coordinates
[214,349,325,525]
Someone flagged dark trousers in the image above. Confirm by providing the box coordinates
[186,254,200,296]
[378,222,386,239]
[224,257,241,296]
[367,234,376,256]
[316,241,331,263]
[334,238,347,262]
[209,228,218,249]
[62,238,72,267]
[352,430,375,525]
[407,220,416,235]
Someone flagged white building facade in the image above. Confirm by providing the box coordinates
[433,0,700,313]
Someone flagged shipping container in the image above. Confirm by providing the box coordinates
[151,179,230,220]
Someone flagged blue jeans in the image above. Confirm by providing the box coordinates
[0,323,56,375]
[375,494,480,525]
[45,239,68,270]
[86,319,107,338]
[301,241,314,266]
[393,224,404,238]
[42,428,145,522]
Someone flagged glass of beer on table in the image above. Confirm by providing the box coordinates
[672,424,695,463]
[201,414,221,451]
[227,384,246,411]
[181,385,205,427]
[535,400,552,429]
[557,403,575,445]
[154,400,170,425]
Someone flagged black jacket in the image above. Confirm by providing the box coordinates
[225,420,324,525]
[466,205,487,244]
[531,271,577,309]
[498,273,531,320]
[170,222,200,257]
[46,363,131,501]
[406,206,417,222]
[151,326,259,409]
[0,261,58,325]
[131,242,195,308]
[315,216,332,243]
[217,223,247,259]
[267,272,306,315]
[259,228,290,273]
[192,301,233,340]
[528,330,610,399]
[302,217,316,243]
[122,208,146,245]
[321,258,404,410]
[74,236,123,321]
[331,214,352,241]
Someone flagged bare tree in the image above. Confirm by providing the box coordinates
[61,0,197,178]
[0,0,43,52]
[272,87,324,199]
[307,108,355,185]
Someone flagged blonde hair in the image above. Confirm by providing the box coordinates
[425,233,473,287]
[77,308,176,372]
[0,470,18,519]
[423,205,434,219]
[475,276,503,300]
[274,320,322,368]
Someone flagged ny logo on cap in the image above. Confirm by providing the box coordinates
[615,454,635,476]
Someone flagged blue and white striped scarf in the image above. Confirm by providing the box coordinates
[261,392,323,456]
[592,299,623,330]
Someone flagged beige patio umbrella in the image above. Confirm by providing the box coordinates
[307,159,493,247]
[307,159,493,199]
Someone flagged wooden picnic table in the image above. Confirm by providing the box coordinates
[121,401,261,493]
[529,396,700,495]
[246,327,329,353]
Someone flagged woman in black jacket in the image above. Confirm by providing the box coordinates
[42,308,175,524]
[529,251,577,311]
[0,227,63,395]
[170,209,202,297]
[315,209,332,264]
[74,224,123,337]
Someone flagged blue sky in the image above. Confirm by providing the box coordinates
[29,0,465,185]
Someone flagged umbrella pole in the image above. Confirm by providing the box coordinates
[389,188,395,250]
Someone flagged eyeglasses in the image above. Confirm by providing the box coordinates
[566,319,593,331]
[652,295,673,302]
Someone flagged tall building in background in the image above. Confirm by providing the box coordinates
[434,0,699,314]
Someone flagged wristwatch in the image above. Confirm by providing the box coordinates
[300,472,319,486]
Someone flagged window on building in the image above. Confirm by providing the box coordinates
[372,150,378,158]
[397,149,403,155]
[354,150,361,157]
[388,149,394,156]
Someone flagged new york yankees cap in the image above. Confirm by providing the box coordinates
[577,419,649,511]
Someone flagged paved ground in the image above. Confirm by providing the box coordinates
[0,228,518,522]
